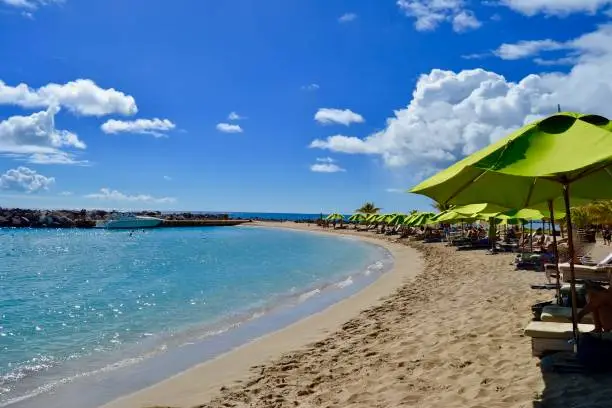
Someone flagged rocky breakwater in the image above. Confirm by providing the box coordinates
[0,208,96,228]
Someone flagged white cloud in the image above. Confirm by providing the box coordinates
[500,0,612,16]
[0,0,61,9]
[310,163,346,173]
[310,24,612,170]
[163,175,172,181]
[59,191,73,196]
[301,83,320,91]
[534,56,579,66]
[0,166,55,193]
[339,12,357,22]
[494,25,612,64]
[216,123,243,133]
[85,188,176,204]
[0,79,137,116]
[27,152,88,165]
[397,0,480,32]
[452,11,481,32]
[386,188,406,193]
[1,0,36,8]
[314,108,365,126]
[316,157,335,163]
[495,39,566,60]
[101,118,175,137]
[228,111,245,120]
[0,106,86,165]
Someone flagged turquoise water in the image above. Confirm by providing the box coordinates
[0,226,391,406]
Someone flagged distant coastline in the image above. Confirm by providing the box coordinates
[0,208,326,228]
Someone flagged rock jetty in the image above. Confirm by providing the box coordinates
[0,208,236,229]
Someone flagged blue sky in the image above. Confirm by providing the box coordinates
[1,0,612,213]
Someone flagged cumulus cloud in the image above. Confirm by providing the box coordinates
[314,108,365,126]
[310,163,346,173]
[452,11,481,32]
[101,118,176,137]
[85,188,176,204]
[495,39,567,60]
[301,83,320,91]
[0,79,137,116]
[338,12,357,23]
[396,0,481,32]
[310,24,612,170]
[0,166,55,193]
[500,0,612,16]
[310,157,346,172]
[0,106,86,165]
[228,111,245,120]
[216,123,243,133]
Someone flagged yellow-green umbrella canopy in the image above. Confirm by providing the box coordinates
[348,213,367,222]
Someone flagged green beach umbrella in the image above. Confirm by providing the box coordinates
[409,212,436,227]
[403,212,421,226]
[325,213,344,221]
[387,213,406,226]
[410,113,612,208]
[452,203,509,217]
[365,213,379,223]
[348,213,367,222]
[411,112,612,347]
[495,208,545,221]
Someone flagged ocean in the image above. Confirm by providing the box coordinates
[0,226,392,407]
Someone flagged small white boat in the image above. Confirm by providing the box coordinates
[95,213,163,229]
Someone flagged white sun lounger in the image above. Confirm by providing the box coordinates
[559,253,612,283]
[524,321,595,357]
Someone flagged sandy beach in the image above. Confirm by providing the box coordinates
[101,222,612,408]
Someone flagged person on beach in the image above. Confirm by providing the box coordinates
[603,227,611,246]
[577,281,612,332]
[576,281,612,372]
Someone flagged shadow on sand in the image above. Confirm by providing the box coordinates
[534,354,612,407]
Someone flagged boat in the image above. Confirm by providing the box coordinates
[95,213,164,229]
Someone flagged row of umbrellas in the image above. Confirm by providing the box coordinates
[334,204,546,228]
[409,111,612,348]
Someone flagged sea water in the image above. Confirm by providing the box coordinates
[0,226,392,407]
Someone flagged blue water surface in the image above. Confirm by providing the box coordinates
[0,226,389,406]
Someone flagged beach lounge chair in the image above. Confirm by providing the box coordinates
[558,253,612,284]
[524,321,599,357]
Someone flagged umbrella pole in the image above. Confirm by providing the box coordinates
[563,184,580,349]
[548,200,561,305]
[530,220,533,253]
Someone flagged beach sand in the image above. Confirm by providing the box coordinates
[102,223,612,408]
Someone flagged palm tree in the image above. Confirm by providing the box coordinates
[356,202,380,215]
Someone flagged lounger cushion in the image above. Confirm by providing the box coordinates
[524,321,595,339]
[540,305,593,324]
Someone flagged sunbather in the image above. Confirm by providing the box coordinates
[577,281,612,332]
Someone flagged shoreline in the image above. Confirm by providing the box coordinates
[100,222,423,408]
